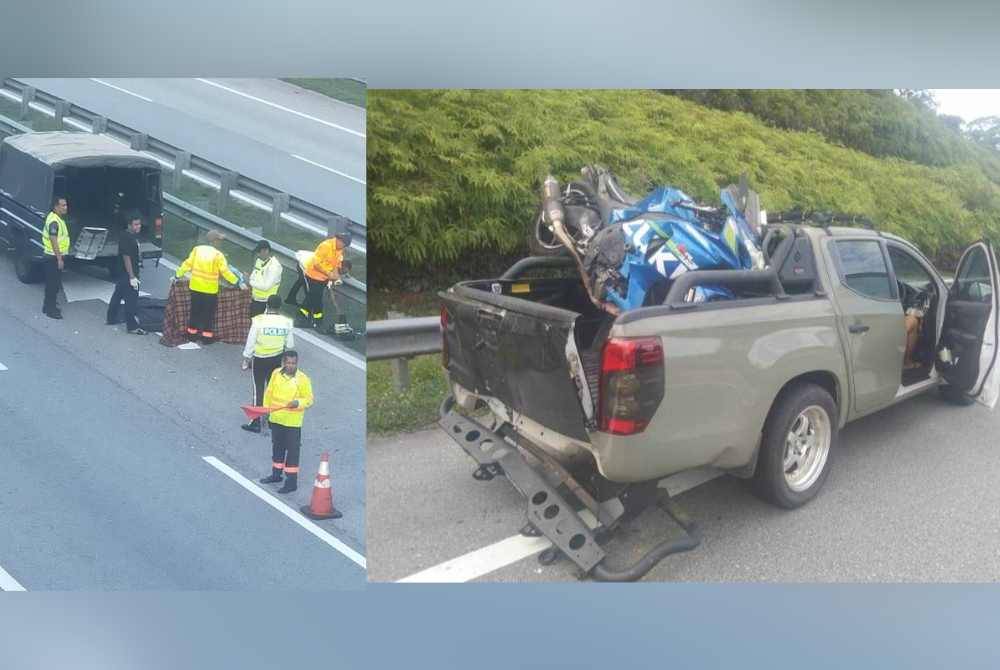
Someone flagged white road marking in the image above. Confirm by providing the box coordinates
[291,154,366,185]
[0,564,26,591]
[177,342,201,350]
[89,78,153,103]
[397,468,722,583]
[0,362,7,371]
[195,79,366,138]
[158,257,364,370]
[203,456,365,569]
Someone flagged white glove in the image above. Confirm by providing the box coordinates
[334,278,343,286]
[130,277,140,291]
[170,276,178,285]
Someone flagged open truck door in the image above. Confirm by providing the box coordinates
[937,241,1000,408]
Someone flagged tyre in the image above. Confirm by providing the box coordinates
[14,242,43,284]
[939,384,975,406]
[752,382,838,509]
[527,206,569,257]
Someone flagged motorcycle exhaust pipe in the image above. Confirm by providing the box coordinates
[542,175,619,316]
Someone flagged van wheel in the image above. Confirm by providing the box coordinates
[14,246,43,284]
[752,382,837,509]
[939,384,975,406]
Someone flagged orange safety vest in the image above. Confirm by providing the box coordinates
[176,245,237,295]
[304,239,343,282]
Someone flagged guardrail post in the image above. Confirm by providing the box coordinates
[386,311,411,391]
[53,100,70,129]
[217,170,238,212]
[270,192,290,234]
[130,132,148,151]
[18,86,35,121]
[172,151,191,192]
[91,115,107,134]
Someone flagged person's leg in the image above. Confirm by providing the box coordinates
[187,290,205,337]
[286,268,305,307]
[106,280,125,324]
[43,256,61,316]
[305,277,325,328]
[201,292,219,340]
[276,427,301,494]
[123,281,141,332]
[259,424,286,483]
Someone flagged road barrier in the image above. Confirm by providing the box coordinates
[367,316,441,391]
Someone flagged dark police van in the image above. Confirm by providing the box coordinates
[0,131,164,283]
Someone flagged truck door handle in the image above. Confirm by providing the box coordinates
[848,323,870,334]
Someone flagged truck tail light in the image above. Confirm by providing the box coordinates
[440,305,450,368]
[598,337,664,435]
[154,215,163,239]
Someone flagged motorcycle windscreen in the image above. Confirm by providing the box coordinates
[938,241,1000,408]
[441,287,591,441]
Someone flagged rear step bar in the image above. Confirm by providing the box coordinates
[440,396,702,581]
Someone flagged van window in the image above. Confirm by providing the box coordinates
[835,240,894,300]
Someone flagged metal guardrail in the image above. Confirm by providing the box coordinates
[0,78,366,254]
[367,316,441,391]
[367,316,441,360]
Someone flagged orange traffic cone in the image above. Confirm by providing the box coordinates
[300,452,342,520]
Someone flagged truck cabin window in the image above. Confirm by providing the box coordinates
[954,247,993,303]
[835,240,894,300]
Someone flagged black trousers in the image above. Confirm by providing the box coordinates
[188,290,218,334]
[285,267,306,306]
[249,299,267,318]
[250,353,283,406]
[42,255,62,314]
[107,278,139,330]
[303,276,326,320]
[270,423,301,476]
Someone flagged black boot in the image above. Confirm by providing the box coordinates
[241,418,262,433]
[276,473,297,494]
[259,468,283,484]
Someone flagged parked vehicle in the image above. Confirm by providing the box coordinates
[438,223,1000,579]
[0,131,163,283]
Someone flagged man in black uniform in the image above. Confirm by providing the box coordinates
[105,213,147,335]
[42,196,70,319]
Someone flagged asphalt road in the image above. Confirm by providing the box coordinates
[19,78,365,224]
[369,383,1000,582]
[0,250,366,589]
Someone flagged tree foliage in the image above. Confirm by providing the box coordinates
[369,89,1000,278]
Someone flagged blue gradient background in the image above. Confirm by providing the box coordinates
[4,1,1000,667]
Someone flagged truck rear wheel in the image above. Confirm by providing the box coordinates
[14,241,43,284]
[752,382,837,509]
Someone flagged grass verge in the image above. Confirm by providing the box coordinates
[367,355,448,435]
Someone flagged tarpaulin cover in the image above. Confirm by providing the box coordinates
[0,132,160,214]
[591,186,763,311]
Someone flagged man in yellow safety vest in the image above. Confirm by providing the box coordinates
[41,196,70,319]
[259,350,314,494]
[241,294,294,433]
[248,240,282,318]
[173,230,245,341]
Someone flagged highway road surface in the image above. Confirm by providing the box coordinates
[369,383,1000,582]
[0,250,365,589]
[18,78,365,225]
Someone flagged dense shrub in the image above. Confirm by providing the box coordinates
[369,90,1000,281]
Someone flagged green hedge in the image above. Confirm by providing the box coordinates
[369,90,1000,276]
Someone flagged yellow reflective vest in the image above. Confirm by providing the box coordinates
[248,313,294,358]
[249,256,282,302]
[42,212,70,256]
[176,245,237,295]
[264,369,313,428]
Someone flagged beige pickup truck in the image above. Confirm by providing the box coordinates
[438,224,1000,580]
